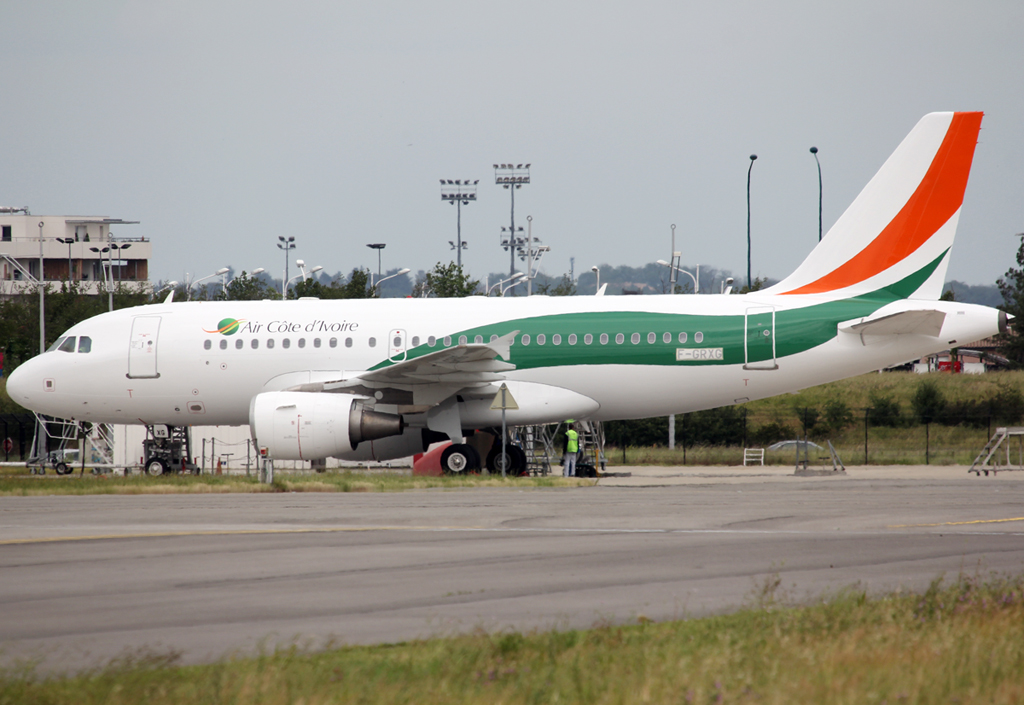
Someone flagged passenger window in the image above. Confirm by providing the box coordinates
[632,333,641,344]
[236,339,243,349]
[47,337,66,353]
[584,334,593,345]
[411,336,420,346]
[695,332,704,343]
[569,334,577,345]
[298,338,306,349]
[474,335,483,344]
[648,332,656,344]
[443,336,452,347]
[282,338,291,349]
[537,334,546,345]
[394,336,402,347]
[521,334,531,346]
[313,338,321,348]
[600,333,609,345]
[58,337,76,353]
[330,338,338,348]
[78,336,92,353]
[251,339,259,349]
[663,332,671,344]
[203,340,212,351]
[344,338,352,348]
[615,333,624,344]
[267,339,275,349]
[219,339,227,350]
[369,337,376,348]
[428,336,436,347]
[490,334,498,343]
[679,332,688,344]
[553,334,561,345]
[458,335,467,345]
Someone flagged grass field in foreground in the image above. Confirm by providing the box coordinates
[0,471,594,496]
[2,571,1022,704]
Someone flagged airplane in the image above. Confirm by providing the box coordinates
[6,112,1006,476]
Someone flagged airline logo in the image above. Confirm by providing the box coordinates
[204,318,245,335]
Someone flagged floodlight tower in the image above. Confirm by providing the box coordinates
[494,163,530,278]
[277,236,296,298]
[440,179,477,268]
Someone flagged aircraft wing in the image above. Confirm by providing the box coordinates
[286,330,519,408]
[839,309,946,337]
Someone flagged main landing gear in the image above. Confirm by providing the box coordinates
[440,444,480,474]
[486,444,527,477]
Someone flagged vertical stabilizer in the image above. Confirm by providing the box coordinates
[767,112,982,300]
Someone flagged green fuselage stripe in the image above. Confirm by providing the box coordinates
[371,252,945,371]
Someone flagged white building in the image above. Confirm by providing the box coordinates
[0,208,152,297]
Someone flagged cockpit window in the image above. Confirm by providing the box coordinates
[58,337,77,353]
[47,337,67,353]
[78,336,92,353]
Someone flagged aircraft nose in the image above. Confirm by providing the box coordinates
[5,359,40,411]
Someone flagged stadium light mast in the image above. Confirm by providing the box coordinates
[494,163,530,278]
[366,243,385,287]
[747,154,757,290]
[440,179,476,268]
[277,236,296,298]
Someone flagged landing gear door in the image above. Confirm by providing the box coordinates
[128,316,161,379]
[388,329,407,363]
[743,306,778,370]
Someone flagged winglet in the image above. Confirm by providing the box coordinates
[767,112,983,300]
[486,329,519,361]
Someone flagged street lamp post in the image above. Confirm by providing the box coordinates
[88,246,113,311]
[486,272,525,297]
[494,163,530,278]
[109,243,132,300]
[591,266,600,295]
[277,236,296,299]
[810,146,822,241]
[37,221,44,354]
[189,268,230,301]
[373,267,411,296]
[747,154,758,290]
[366,243,385,288]
[656,259,699,293]
[56,237,74,290]
[441,179,476,268]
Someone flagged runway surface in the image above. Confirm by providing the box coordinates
[2,465,1023,671]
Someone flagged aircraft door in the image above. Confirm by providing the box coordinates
[743,306,778,370]
[388,329,407,363]
[128,316,162,379]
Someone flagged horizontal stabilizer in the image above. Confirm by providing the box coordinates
[839,309,946,337]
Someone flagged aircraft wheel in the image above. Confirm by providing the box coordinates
[441,444,480,475]
[486,445,516,476]
[146,458,168,477]
[510,446,527,476]
[55,462,71,476]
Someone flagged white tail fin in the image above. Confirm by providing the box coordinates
[767,112,983,300]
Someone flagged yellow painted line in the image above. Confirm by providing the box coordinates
[0,525,483,546]
[889,517,1024,528]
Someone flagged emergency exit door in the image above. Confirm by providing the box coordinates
[128,316,161,378]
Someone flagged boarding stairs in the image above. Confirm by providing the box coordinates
[517,425,552,476]
[29,414,114,468]
[969,427,1024,476]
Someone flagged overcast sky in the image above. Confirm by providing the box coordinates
[1,0,1021,288]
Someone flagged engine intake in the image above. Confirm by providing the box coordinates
[250,391,403,460]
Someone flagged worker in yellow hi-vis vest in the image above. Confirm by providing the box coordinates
[562,420,579,477]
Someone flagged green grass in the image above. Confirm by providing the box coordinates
[0,471,594,496]
[3,571,1023,704]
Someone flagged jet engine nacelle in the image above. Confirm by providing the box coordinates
[250,391,403,460]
